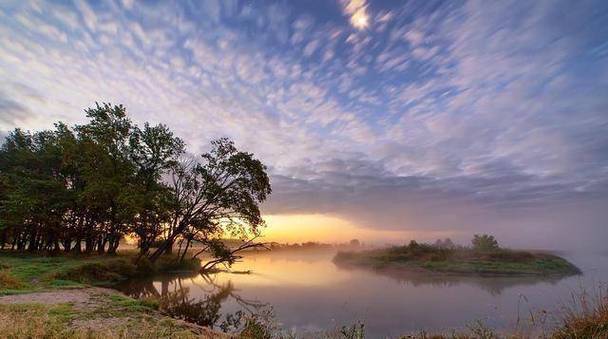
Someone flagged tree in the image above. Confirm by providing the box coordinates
[128,123,185,256]
[471,234,499,251]
[148,138,272,269]
[0,128,71,252]
[0,103,273,271]
[434,238,455,249]
[76,103,136,254]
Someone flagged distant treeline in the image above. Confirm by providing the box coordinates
[0,103,271,267]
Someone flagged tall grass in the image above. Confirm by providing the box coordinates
[551,285,608,338]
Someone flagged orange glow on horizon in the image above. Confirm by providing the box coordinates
[261,213,425,244]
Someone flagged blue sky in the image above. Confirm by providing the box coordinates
[1,0,608,248]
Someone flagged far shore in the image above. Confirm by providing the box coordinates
[333,241,581,276]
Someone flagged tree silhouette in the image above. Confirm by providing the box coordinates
[0,103,271,268]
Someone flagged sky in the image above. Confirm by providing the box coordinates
[1,0,607,249]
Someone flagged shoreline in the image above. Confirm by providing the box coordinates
[333,245,581,277]
[1,251,606,338]
[0,251,231,337]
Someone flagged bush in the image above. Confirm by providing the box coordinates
[135,257,157,275]
[0,270,23,289]
[471,234,499,252]
[154,256,200,272]
[57,259,137,283]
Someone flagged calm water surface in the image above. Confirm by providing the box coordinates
[116,250,608,338]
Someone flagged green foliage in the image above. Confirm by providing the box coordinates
[0,103,271,271]
[471,234,499,252]
[55,259,136,284]
[153,255,201,272]
[0,252,201,294]
[148,137,272,268]
[334,239,580,276]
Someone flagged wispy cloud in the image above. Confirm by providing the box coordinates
[342,0,370,30]
[0,0,607,248]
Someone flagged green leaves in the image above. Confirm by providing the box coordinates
[0,103,271,259]
[472,234,500,251]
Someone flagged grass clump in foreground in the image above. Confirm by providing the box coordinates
[0,300,202,338]
[0,251,200,294]
[334,235,580,276]
[317,286,608,339]
[551,287,608,339]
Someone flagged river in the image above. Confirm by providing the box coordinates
[115,250,608,338]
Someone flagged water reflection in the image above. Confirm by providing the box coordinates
[116,272,269,331]
[114,251,604,338]
[333,262,570,296]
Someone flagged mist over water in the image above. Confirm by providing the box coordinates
[117,250,608,337]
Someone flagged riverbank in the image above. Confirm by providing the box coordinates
[1,251,606,338]
[333,242,581,276]
[0,251,231,338]
[0,287,229,338]
[0,251,200,294]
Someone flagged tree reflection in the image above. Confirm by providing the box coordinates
[334,261,571,296]
[115,271,270,331]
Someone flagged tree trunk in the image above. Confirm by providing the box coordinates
[149,234,178,262]
[97,238,106,254]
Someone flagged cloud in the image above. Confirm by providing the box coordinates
[0,92,30,125]
[0,130,8,145]
[341,0,370,30]
[0,0,607,249]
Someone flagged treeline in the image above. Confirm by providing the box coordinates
[0,103,271,266]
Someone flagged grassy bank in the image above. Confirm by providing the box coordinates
[0,251,200,295]
[0,251,230,338]
[334,242,580,276]
[0,288,227,338]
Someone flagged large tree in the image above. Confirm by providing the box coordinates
[148,138,271,268]
[0,103,272,268]
[76,103,136,254]
[128,123,185,256]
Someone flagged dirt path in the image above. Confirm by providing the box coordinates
[0,287,110,306]
[0,288,232,338]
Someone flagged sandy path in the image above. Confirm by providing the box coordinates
[1,289,90,305]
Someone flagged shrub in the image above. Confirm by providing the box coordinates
[0,270,23,289]
[433,238,456,250]
[57,259,137,283]
[154,256,200,272]
[135,257,157,275]
[471,234,499,252]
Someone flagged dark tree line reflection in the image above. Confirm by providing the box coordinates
[115,272,270,331]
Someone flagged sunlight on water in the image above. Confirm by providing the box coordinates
[205,253,353,287]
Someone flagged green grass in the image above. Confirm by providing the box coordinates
[0,251,201,294]
[0,299,202,338]
[419,257,577,275]
[108,293,159,313]
[334,244,580,276]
